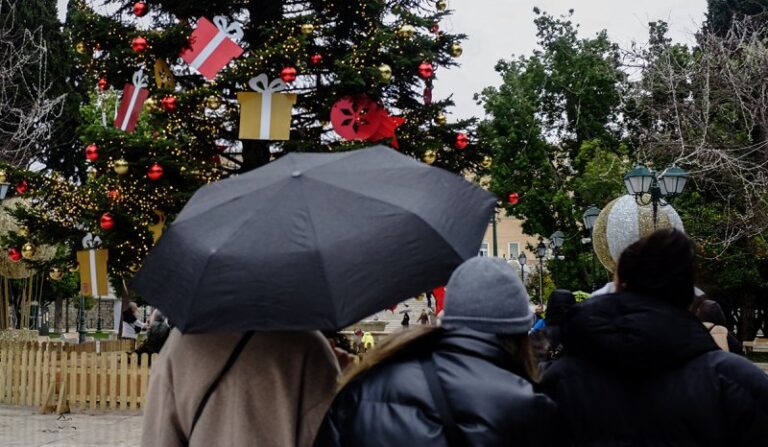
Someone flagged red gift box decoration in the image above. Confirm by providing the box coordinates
[114,70,149,133]
[181,16,244,80]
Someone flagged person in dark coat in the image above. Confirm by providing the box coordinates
[314,257,560,447]
[691,298,744,355]
[540,289,576,361]
[541,229,768,446]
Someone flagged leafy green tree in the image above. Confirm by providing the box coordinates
[705,0,768,36]
[478,9,626,291]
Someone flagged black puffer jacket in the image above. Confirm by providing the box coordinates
[314,328,559,447]
[541,292,768,446]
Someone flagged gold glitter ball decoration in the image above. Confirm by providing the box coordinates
[68,263,79,273]
[300,23,315,35]
[396,24,416,39]
[378,64,393,82]
[49,267,63,281]
[75,42,86,54]
[205,95,222,110]
[481,155,493,169]
[0,170,6,183]
[436,0,448,11]
[17,226,29,237]
[21,243,35,259]
[592,195,685,273]
[114,159,130,175]
[422,149,437,165]
[435,114,447,126]
[450,43,463,57]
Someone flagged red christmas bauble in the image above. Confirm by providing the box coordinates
[132,2,148,17]
[15,180,27,194]
[455,133,469,150]
[161,96,177,112]
[107,189,119,201]
[508,192,519,205]
[100,213,115,230]
[97,77,108,91]
[7,248,21,262]
[131,36,148,53]
[280,66,298,83]
[418,62,434,79]
[310,53,323,65]
[330,95,383,141]
[85,144,99,161]
[147,163,164,181]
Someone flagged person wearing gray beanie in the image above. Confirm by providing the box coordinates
[314,256,560,447]
[443,256,534,335]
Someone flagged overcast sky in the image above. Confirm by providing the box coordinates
[56,0,707,119]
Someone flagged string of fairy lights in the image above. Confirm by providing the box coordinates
[0,0,485,279]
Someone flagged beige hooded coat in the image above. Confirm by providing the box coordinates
[141,329,340,447]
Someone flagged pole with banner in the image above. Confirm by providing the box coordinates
[76,234,109,341]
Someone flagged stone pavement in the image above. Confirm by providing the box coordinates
[0,405,141,447]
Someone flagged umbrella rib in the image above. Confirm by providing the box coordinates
[301,176,466,262]
[297,177,339,325]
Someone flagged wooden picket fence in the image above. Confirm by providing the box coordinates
[0,340,157,413]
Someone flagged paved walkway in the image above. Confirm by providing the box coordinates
[0,406,141,447]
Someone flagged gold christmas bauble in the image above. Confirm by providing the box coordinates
[68,263,79,273]
[17,226,29,237]
[49,267,63,281]
[87,166,98,180]
[423,149,437,165]
[114,159,130,175]
[75,42,86,54]
[396,24,416,39]
[378,64,393,82]
[21,243,35,260]
[435,113,447,126]
[481,155,493,169]
[205,95,222,110]
[128,263,140,273]
[0,170,6,183]
[450,43,463,57]
[144,97,160,113]
[301,23,315,35]
[436,0,448,11]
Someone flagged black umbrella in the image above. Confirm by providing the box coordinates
[133,146,496,332]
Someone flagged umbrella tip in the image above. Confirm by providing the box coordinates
[292,171,302,178]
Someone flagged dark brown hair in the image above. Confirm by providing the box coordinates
[616,228,695,308]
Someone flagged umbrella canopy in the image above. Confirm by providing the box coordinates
[133,146,496,332]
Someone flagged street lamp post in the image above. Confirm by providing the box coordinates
[549,231,564,286]
[582,206,601,292]
[624,164,689,227]
[517,252,527,286]
[535,239,547,305]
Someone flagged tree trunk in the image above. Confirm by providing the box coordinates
[738,291,758,341]
[54,295,63,333]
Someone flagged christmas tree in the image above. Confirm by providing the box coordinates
[10,0,488,285]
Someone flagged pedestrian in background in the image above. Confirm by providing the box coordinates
[314,257,560,446]
[692,298,743,355]
[121,302,145,340]
[541,229,768,446]
[417,309,429,325]
[539,289,576,363]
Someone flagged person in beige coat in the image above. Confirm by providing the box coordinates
[141,329,340,447]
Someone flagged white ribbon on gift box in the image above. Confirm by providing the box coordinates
[248,74,288,140]
[82,234,103,297]
[189,16,244,71]
[119,70,148,131]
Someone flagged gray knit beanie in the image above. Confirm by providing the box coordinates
[442,256,533,335]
